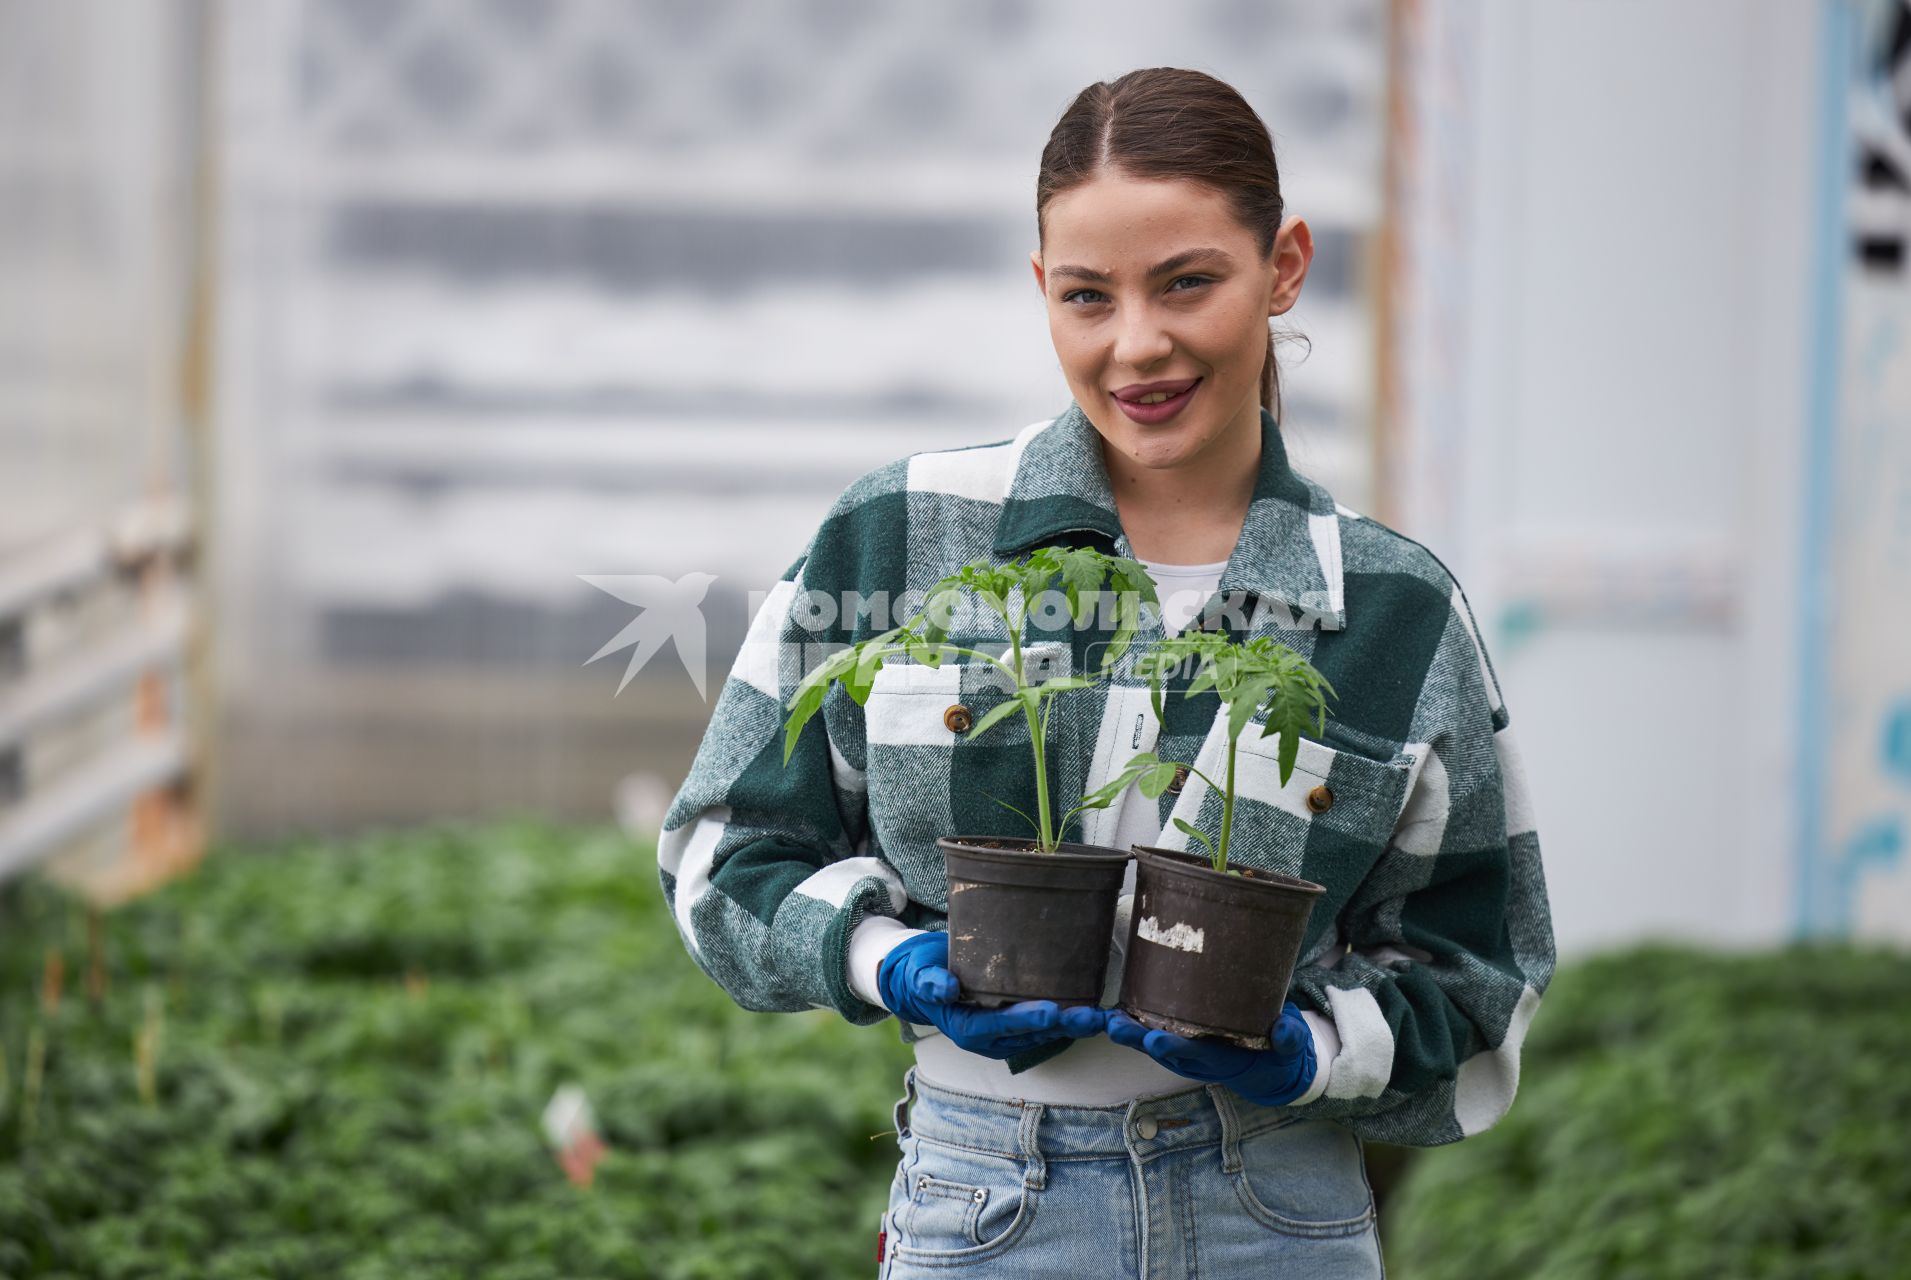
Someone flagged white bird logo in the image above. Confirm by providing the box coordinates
[580,572,720,700]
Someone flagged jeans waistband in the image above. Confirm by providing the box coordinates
[892,1063,1305,1181]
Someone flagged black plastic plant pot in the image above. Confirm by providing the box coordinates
[1117,844,1326,1049]
[936,835,1131,1009]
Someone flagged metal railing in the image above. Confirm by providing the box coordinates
[0,496,204,898]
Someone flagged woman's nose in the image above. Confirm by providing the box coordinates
[1110,306,1174,368]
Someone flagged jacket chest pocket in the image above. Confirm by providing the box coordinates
[1163,714,1413,915]
[861,641,1070,910]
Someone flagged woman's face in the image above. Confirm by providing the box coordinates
[1031,170,1312,473]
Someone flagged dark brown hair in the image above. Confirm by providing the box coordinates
[1036,67,1304,420]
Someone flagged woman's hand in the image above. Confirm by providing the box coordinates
[876,932,1107,1060]
[1106,1002,1318,1105]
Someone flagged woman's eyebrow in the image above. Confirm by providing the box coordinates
[1050,247,1236,284]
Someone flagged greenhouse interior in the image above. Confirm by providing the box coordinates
[1,2,1906,1276]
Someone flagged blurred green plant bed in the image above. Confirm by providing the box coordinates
[0,821,913,1280]
[1380,937,1911,1279]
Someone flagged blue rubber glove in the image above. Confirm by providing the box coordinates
[876,931,1108,1061]
[1106,1001,1318,1105]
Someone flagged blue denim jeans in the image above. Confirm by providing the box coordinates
[879,1065,1386,1278]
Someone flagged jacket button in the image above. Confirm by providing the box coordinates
[943,704,973,734]
[1166,764,1190,794]
[1306,784,1334,813]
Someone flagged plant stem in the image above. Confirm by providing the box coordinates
[929,638,1058,851]
[1029,695,1055,851]
[984,587,1059,852]
[1216,739,1237,873]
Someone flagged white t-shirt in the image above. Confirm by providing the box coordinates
[1109,556,1231,857]
[851,557,1234,1104]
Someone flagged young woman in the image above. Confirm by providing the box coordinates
[659,67,1554,1278]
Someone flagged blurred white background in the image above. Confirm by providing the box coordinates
[210,0,1388,836]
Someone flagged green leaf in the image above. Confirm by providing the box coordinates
[965,696,1026,740]
[973,585,1010,629]
[1227,673,1278,742]
[1078,752,1160,811]
[1110,556,1162,615]
[1186,656,1218,698]
[1171,818,1216,864]
[1017,557,1061,621]
[981,790,1040,837]
[788,642,853,709]
[904,634,947,667]
[781,680,827,766]
[910,591,939,647]
[1057,551,1107,626]
[1104,587,1141,667]
[842,642,893,703]
[1135,760,1184,800]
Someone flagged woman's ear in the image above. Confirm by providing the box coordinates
[1267,216,1314,317]
[1029,249,1047,296]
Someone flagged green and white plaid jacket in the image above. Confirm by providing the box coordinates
[657,399,1556,1148]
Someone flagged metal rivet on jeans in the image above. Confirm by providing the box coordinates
[1136,1115,1159,1140]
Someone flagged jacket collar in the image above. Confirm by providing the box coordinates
[990,398,1346,630]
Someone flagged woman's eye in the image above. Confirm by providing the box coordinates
[1060,277,1211,306]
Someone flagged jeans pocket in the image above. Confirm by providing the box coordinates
[1231,1117,1377,1239]
[892,1135,1038,1265]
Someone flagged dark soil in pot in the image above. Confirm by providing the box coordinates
[1117,844,1325,1048]
[936,835,1131,1008]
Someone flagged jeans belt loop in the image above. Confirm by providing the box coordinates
[1208,1083,1246,1174]
[1017,1101,1048,1191]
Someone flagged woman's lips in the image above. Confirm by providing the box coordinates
[1112,377,1203,424]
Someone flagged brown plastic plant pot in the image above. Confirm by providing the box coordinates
[1117,844,1326,1049]
[936,835,1131,1009]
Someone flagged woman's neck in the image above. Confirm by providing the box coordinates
[1102,406,1261,564]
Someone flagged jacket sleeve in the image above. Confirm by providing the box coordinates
[655,515,923,1025]
[1277,581,1558,1147]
